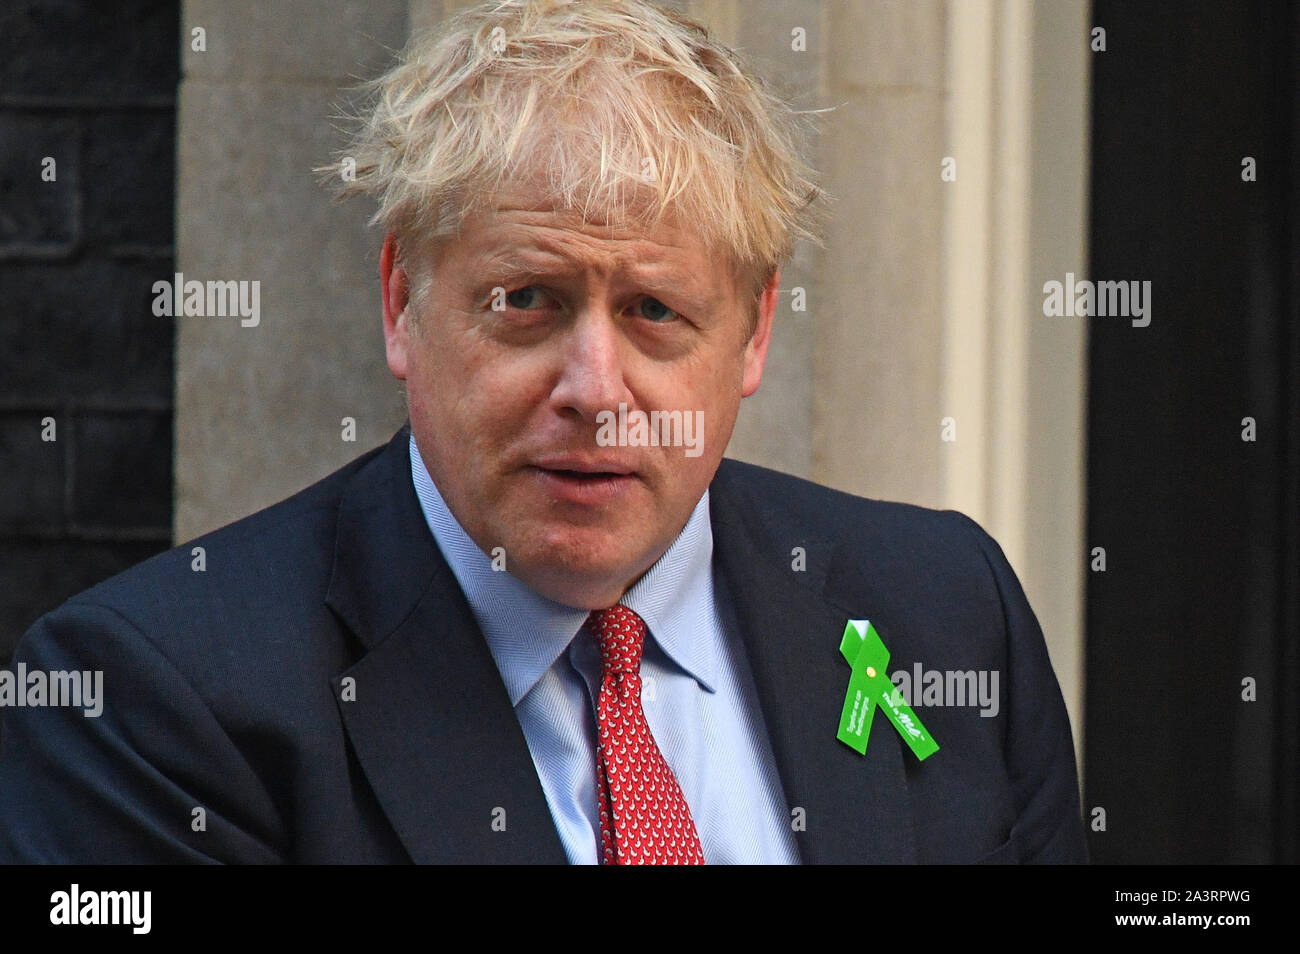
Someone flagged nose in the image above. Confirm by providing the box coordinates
[548,305,629,422]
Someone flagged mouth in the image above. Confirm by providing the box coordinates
[543,467,628,480]
[527,460,639,505]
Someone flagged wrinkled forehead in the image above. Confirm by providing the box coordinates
[478,167,687,233]
[438,175,741,283]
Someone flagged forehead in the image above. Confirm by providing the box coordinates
[420,181,748,315]
[448,181,711,268]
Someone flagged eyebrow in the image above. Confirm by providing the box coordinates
[481,249,716,312]
[484,250,573,280]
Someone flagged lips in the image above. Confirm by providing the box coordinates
[545,469,625,481]
[530,457,635,478]
[527,458,639,505]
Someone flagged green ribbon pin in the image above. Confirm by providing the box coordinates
[836,619,939,761]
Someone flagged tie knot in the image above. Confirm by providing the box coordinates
[587,605,647,676]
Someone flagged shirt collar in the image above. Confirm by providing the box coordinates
[409,434,718,705]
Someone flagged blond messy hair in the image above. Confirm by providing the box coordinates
[326,0,828,309]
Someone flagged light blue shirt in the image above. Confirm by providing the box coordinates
[409,435,799,864]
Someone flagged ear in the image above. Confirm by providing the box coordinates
[380,233,410,380]
[741,268,779,397]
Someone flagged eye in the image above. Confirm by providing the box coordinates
[504,286,549,310]
[637,297,679,323]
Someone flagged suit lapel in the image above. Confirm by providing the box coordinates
[323,435,915,864]
[325,429,566,864]
[709,462,918,864]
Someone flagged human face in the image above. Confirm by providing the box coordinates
[382,184,777,609]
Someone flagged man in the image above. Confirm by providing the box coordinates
[0,0,1086,863]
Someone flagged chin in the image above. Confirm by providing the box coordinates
[527,529,639,575]
[509,528,656,607]
[514,557,635,609]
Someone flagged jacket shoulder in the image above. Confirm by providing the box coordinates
[710,456,1007,646]
[712,456,984,555]
[39,438,397,659]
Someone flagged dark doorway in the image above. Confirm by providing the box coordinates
[1085,0,1299,862]
[0,0,180,661]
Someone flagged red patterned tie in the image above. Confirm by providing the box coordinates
[587,605,705,865]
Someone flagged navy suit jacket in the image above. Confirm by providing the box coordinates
[0,427,1087,863]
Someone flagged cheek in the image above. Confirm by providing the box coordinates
[413,338,553,445]
[682,356,745,433]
